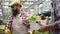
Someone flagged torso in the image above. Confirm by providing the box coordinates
[11,14,28,34]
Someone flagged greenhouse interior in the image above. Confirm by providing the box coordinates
[0,0,60,34]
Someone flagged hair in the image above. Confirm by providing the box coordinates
[14,4,22,8]
[10,4,22,8]
[12,9,19,17]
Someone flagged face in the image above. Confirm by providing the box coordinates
[11,5,19,17]
[11,5,17,11]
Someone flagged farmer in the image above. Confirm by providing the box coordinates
[5,0,30,34]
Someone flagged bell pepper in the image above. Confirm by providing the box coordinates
[5,29,10,34]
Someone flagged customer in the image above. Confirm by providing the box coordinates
[37,0,60,34]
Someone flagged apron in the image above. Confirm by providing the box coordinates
[11,15,28,34]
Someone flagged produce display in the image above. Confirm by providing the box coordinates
[26,13,38,22]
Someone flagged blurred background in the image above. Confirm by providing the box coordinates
[0,0,52,34]
[0,0,51,23]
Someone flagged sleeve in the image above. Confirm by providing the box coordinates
[5,15,13,30]
[22,12,30,28]
[51,8,55,23]
[50,1,60,27]
[54,19,60,27]
[50,10,60,27]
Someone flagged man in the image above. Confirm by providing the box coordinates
[5,0,30,34]
[37,0,60,34]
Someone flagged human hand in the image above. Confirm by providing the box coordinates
[26,23,30,28]
[23,23,30,28]
[37,23,48,32]
[5,29,10,34]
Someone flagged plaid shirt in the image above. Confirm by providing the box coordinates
[49,0,60,34]
[5,10,29,30]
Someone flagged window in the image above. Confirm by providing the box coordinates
[3,6,8,8]
[24,2,33,5]
[0,9,2,11]
[2,2,9,6]
[30,9,34,12]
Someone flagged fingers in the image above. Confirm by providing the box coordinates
[37,28,46,32]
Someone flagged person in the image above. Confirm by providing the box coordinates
[5,0,30,34]
[37,0,60,34]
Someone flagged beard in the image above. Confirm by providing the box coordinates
[12,9,19,17]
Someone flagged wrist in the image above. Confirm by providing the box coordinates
[46,24,55,29]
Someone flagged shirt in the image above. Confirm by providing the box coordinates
[5,10,29,30]
[49,0,60,34]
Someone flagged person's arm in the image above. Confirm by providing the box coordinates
[47,19,60,29]
[5,15,13,30]
[37,19,60,32]
[22,11,30,28]
[47,0,60,29]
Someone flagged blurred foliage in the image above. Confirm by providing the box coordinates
[3,15,8,19]
[34,31,48,34]
[0,20,3,25]
[0,24,5,29]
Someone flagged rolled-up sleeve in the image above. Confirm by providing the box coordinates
[22,11,30,28]
[5,15,13,30]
